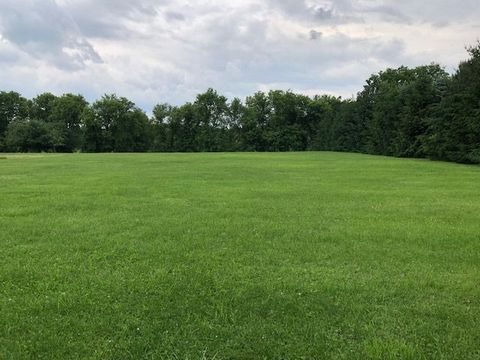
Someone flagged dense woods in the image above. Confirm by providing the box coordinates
[1,44,479,164]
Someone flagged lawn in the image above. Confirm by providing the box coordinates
[0,152,479,359]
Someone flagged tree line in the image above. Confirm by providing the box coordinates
[1,44,479,164]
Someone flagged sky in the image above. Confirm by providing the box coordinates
[0,0,479,110]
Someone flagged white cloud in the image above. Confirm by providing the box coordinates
[0,0,478,109]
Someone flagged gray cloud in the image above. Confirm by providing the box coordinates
[165,11,186,22]
[312,7,335,21]
[0,0,479,108]
[0,0,103,70]
[309,30,322,40]
[59,0,162,39]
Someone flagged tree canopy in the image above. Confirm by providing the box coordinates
[1,43,480,164]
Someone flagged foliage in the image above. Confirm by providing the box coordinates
[81,94,150,152]
[49,94,88,152]
[424,43,480,163]
[1,44,480,163]
[0,91,29,148]
[4,119,64,152]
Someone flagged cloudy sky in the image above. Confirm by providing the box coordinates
[0,0,478,110]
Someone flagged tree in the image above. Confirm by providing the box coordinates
[1,44,479,163]
[49,94,88,152]
[81,94,149,152]
[169,103,199,152]
[330,100,365,153]
[225,98,245,151]
[309,95,343,151]
[4,120,63,152]
[394,65,448,158]
[425,44,480,163]
[151,103,173,152]
[112,109,151,152]
[81,107,103,152]
[0,91,29,148]
[194,89,229,151]
[357,65,447,157]
[30,93,57,122]
[266,91,310,151]
[241,92,271,151]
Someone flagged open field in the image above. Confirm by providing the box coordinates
[1,152,479,359]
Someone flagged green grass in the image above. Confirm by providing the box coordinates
[1,152,479,359]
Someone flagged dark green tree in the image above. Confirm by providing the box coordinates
[0,91,29,148]
[357,65,448,157]
[425,44,480,163]
[49,94,88,152]
[266,91,310,151]
[309,95,343,151]
[4,120,63,152]
[151,103,173,152]
[225,97,245,151]
[81,94,150,152]
[194,89,229,151]
[241,92,271,151]
[30,93,57,122]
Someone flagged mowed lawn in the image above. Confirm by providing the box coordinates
[1,152,479,360]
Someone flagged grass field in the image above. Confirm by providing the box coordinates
[1,152,479,359]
